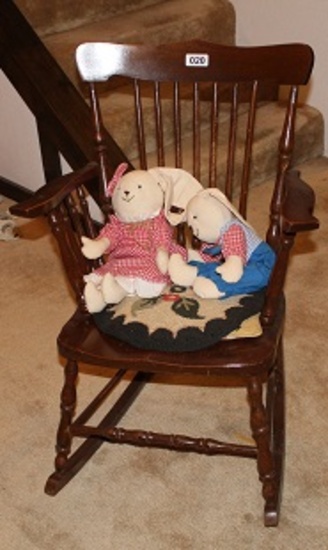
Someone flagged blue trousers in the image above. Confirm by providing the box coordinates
[189,242,276,298]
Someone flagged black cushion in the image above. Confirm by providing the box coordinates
[93,285,265,352]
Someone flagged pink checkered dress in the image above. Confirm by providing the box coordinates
[94,211,186,283]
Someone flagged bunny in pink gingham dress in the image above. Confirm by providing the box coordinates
[81,163,196,311]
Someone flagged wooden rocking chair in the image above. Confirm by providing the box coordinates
[10,40,319,526]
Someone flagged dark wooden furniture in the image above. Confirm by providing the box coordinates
[11,40,319,526]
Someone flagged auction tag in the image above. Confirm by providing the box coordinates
[185,53,210,67]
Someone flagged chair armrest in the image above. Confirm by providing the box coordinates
[261,170,319,326]
[9,162,99,218]
[281,170,319,233]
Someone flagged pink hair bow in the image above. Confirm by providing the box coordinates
[106,163,129,197]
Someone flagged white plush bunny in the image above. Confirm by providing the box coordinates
[82,164,202,312]
[169,188,276,299]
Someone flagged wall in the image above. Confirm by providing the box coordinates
[231,0,328,152]
[0,71,46,191]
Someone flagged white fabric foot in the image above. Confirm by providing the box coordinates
[101,273,127,304]
[168,253,198,287]
[193,276,225,299]
[84,281,106,313]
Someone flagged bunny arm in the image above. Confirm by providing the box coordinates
[214,223,246,282]
[215,255,244,283]
[81,235,110,260]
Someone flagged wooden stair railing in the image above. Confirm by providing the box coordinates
[0,0,129,196]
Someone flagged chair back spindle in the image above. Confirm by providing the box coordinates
[208,81,219,189]
[134,80,148,170]
[239,80,258,218]
[173,82,183,168]
[88,82,112,213]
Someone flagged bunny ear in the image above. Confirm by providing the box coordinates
[106,163,129,197]
[148,167,203,225]
[202,188,253,229]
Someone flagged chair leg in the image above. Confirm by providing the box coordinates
[54,359,78,472]
[265,339,285,525]
[247,376,278,527]
[45,358,91,496]
[45,365,151,496]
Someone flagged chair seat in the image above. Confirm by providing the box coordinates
[58,294,285,378]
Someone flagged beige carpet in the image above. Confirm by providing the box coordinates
[1,157,328,549]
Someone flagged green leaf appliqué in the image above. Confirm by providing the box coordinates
[131,297,160,317]
[172,297,204,320]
